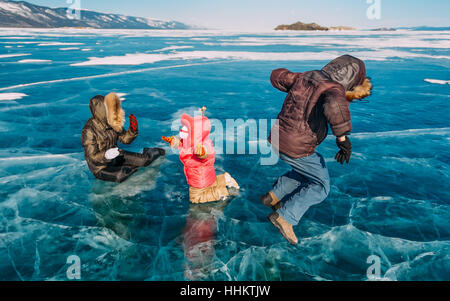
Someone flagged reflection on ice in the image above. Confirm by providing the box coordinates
[182,201,238,281]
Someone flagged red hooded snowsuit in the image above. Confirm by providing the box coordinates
[178,114,216,189]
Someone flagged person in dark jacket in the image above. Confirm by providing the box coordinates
[263,55,372,245]
[81,92,165,183]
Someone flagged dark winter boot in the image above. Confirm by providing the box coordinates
[268,212,298,245]
[272,202,282,211]
[261,191,281,211]
[143,148,166,166]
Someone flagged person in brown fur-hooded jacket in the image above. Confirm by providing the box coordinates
[263,55,372,245]
[81,93,165,183]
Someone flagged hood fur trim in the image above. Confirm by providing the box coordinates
[104,93,125,132]
[346,78,372,101]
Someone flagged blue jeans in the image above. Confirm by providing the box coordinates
[273,152,330,226]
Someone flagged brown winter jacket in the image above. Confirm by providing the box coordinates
[269,55,367,158]
[81,94,138,176]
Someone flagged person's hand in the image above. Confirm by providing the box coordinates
[105,147,120,160]
[335,137,352,164]
[195,144,208,159]
[170,136,181,149]
[129,114,138,132]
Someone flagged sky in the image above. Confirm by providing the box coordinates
[11,0,450,30]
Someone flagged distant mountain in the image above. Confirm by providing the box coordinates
[275,21,355,31]
[0,0,190,29]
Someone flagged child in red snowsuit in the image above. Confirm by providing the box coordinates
[166,111,239,203]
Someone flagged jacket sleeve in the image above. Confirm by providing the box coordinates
[323,88,353,137]
[81,127,108,164]
[270,68,298,92]
[118,128,138,144]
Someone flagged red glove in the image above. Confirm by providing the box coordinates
[129,114,138,132]
[161,136,174,144]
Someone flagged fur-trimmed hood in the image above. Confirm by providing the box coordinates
[322,54,372,101]
[322,54,366,91]
[89,95,107,123]
[89,93,125,132]
[180,113,212,150]
[104,93,125,132]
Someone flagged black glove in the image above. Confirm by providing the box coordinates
[144,147,166,159]
[335,137,352,164]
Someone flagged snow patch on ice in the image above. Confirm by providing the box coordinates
[154,45,194,52]
[424,78,450,85]
[70,51,342,66]
[17,59,52,63]
[59,47,79,51]
[209,35,450,49]
[38,42,84,46]
[0,53,30,59]
[1,41,43,44]
[71,49,450,67]
[0,154,73,161]
[0,36,35,40]
[0,93,28,101]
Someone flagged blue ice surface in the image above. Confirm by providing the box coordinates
[0,29,449,281]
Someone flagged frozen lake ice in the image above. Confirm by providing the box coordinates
[0,28,449,281]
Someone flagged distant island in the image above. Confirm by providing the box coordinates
[275,21,356,31]
[0,0,190,29]
[274,22,450,32]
